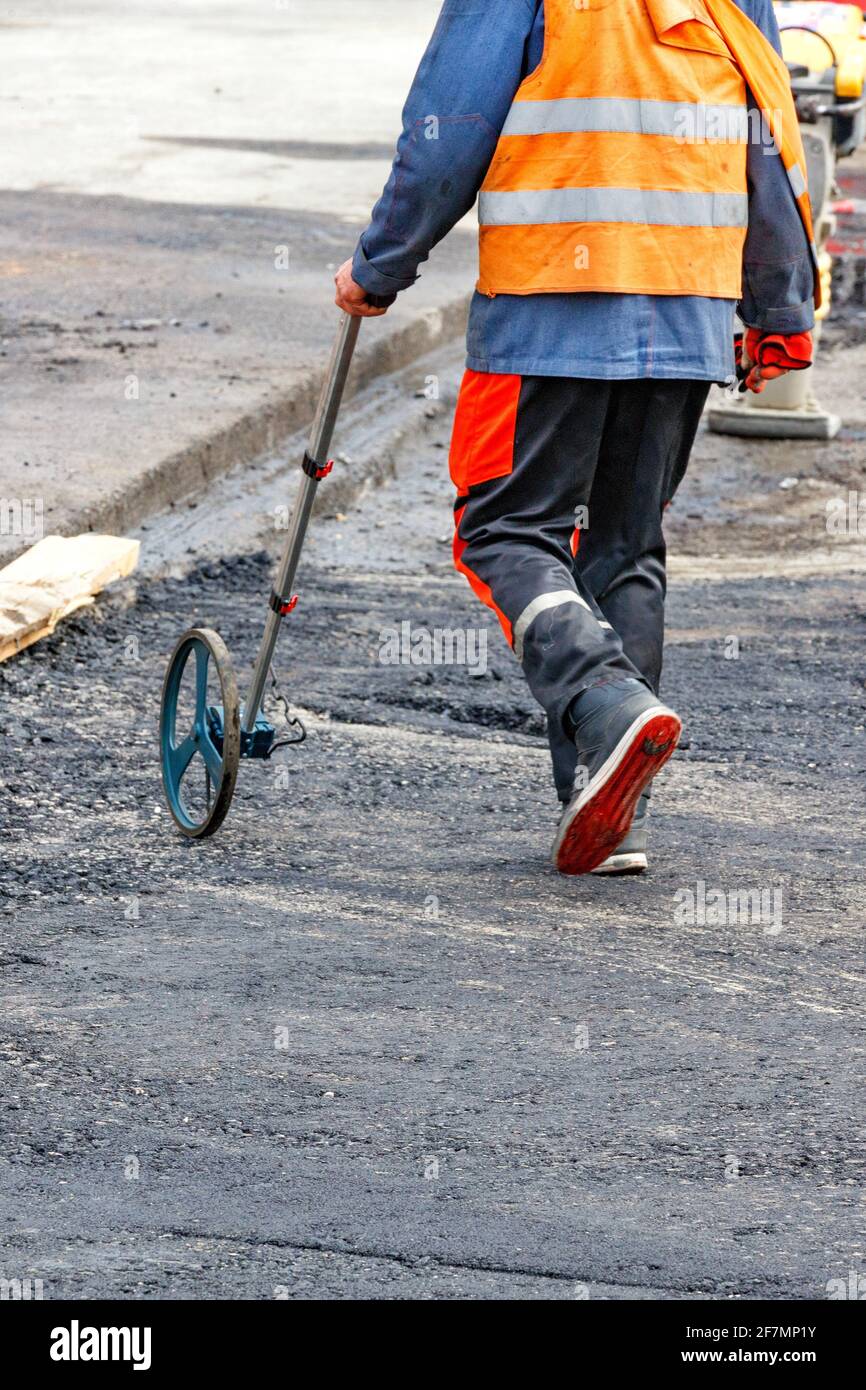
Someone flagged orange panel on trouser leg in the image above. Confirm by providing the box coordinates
[453,504,513,647]
[448,370,521,494]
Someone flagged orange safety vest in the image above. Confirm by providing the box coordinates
[477,0,820,305]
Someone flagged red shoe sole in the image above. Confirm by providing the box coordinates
[553,711,681,877]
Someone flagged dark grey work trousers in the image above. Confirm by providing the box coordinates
[449,371,711,801]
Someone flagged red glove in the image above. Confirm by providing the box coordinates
[734,328,813,393]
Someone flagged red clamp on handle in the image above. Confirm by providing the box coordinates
[302,451,335,481]
[270,589,299,616]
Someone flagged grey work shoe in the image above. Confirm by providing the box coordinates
[591,789,649,875]
[552,679,680,876]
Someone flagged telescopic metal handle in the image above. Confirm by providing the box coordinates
[307,313,362,465]
[242,311,370,732]
[305,294,393,461]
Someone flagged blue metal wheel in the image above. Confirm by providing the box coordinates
[159,628,241,838]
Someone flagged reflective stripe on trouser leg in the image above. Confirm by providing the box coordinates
[513,589,613,662]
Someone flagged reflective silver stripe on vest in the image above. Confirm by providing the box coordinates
[513,590,592,663]
[502,97,749,142]
[479,187,748,229]
[786,161,807,201]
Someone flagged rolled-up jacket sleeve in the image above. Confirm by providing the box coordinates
[352,0,538,298]
[738,0,816,333]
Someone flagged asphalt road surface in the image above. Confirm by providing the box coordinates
[1,346,864,1299]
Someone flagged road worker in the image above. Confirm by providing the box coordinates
[335,0,818,876]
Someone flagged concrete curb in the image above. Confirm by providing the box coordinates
[64,295,470,547]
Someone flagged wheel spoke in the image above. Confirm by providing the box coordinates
[167,732,197,784]
[199,727,223,785]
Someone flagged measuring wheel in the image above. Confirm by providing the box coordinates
[157,305,392,840]
[159,627,241,838]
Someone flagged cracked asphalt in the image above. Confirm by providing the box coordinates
[1,343,864,1300]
